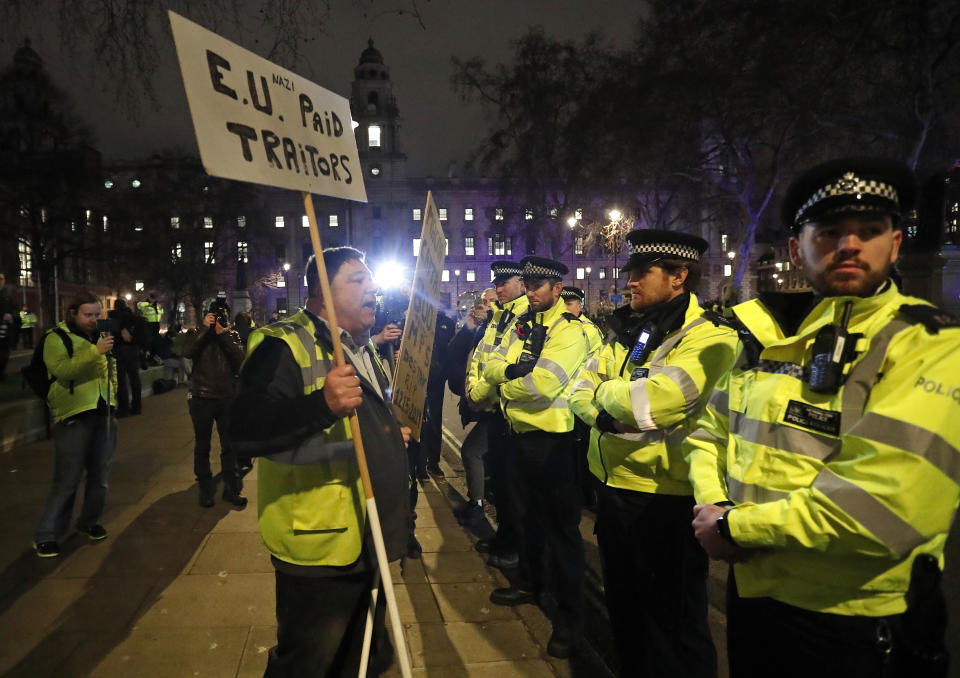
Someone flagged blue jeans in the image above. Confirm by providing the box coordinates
[34,413,116,543]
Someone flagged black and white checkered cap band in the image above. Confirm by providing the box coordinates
[560,289,583,301]
[796,172,899,225]
[523,263,563,278]
[630,242,701,261]
[492,265,523,277]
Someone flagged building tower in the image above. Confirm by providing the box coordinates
[350,39,407,184]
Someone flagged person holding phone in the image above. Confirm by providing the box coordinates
[32,291,117,558]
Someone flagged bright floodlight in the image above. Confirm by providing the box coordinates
[283,262,291,271]
[124,293,132,300]
[609,209,622,222]
[375,261,406,289]
[567,216,577,229]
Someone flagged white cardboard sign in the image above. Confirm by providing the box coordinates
[169,11,367,202]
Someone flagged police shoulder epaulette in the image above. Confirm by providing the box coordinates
[562,312,581,323]
[898,304,960,334]
[701,309,735,329]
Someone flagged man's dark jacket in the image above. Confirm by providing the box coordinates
[182,326,244,399]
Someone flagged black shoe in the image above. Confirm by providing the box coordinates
[222,488,248,510]
[487,551,519,569]
[426,463,444,478]
[407,534,423,559]
[547,626,574,659]
[237,459,254,476]
[199,479,216,508]
[79,524,108,541]
[490,586,535,606]
[474,538,496,554]
[457,502,485,527]
[33,541,60,558]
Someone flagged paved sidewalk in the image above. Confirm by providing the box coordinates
[0,387,595,677]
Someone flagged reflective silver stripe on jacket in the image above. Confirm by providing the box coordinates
[729,410,839,461]
[287,323,331,388]
[812,467,926,557]
[660,365,701,412]
[840,319,913,434]
[583,357,600,373]
[727,477,790,504]
[706,388,729,413]
[628,316,709,429]
[847,412,960,486]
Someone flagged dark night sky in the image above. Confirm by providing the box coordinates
[8,1,641,176]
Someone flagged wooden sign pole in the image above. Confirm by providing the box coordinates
[302,192,413,678]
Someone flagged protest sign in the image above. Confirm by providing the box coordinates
[392,193,446,441]
[169,10,366,202]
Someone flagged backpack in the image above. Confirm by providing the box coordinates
[21,327,73,399]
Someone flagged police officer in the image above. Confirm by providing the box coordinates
[19,304,38,349]
[569,231,738,677]
[686,157,960,677]
[483,256,589,659]
[560,286,603,352]
[467,261,528,566]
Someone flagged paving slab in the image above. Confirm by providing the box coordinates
[406,620,542,667]
[421,550,495,584]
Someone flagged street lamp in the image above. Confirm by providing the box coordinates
[454,269,461,300]
[282,262,292,313]
[567,216,578,229]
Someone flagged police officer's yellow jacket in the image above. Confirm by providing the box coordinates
[684,282,960,616]
[578,313,604,357]
[244,311,407,567]
[570,294,737,495]
[44,321,117,423]
[468,294,529,407]
[482,297,588,434]
[20,311,37,328]
[137,301,162,323]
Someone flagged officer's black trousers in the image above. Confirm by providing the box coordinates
[726,569,937,678]
[596,487,716,678]
[487,413,521,554]
[514,430,584,631]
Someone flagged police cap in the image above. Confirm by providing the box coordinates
[490,260,524,283]
[621,229,708,274]
[782,157,917,234]
[521,256,568,283]
[560,286,585,303]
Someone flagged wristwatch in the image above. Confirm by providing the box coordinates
[716,510,736,544]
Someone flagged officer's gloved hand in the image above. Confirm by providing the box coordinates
[595,411,619,433]
[505,353,537,380]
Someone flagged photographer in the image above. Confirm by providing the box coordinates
[108,298,142,417]
[182,298,246,509]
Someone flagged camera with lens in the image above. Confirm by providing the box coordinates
[208,298,231,329]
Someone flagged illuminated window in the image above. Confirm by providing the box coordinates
[495,208,504,221]
[466,269,476,282]
[576,268,585,280]
[135,281,145,291]
[170,216,180,229]
[439,208,448,221]
[490,270,496,282]
[549,207,558,218]
[413,208,422,221]
[237,216,246,228]
[368,125,381,148]
[302,215,309,228]
[104,180,114,189]
[204,217,213,229]
[17,239,33,287]
[445,238,449,255]
[464,208,474,221]
[171,243,182,262]
[102,216,109,232]
[204,241,215,264]
[442,269,450,282]
[275,216,285,228]
[724,264,732,277]
[598,268,606,279]
[575,236,584,255]
[721,233,729,252]
[464,237,475,256]
[575,208,583,220]
[329,214,339,228]
[237,241,248,263]
[277,273,285,288]
[525,209,533,221]
[413,238,421,257]
[491,235,508,256]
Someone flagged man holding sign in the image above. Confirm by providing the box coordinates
[229,248,410,677]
